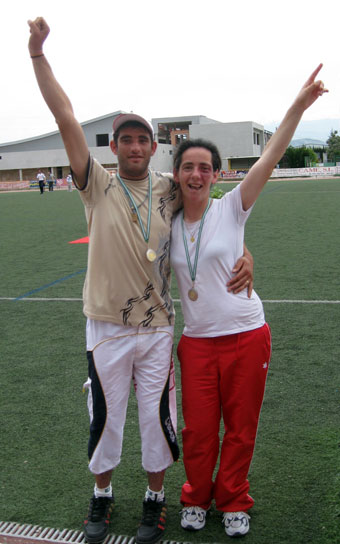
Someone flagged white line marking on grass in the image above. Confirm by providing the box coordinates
[1,298,340,304]
[262,299,340,304]
[1,297,83,301]
[174,299,340,304]
[268,190,340,194]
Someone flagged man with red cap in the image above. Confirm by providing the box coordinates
[28,17,253,544]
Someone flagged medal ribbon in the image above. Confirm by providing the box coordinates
[117,171,152,243]
[181,198,211,283]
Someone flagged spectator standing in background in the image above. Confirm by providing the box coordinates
[36,169,46,194]
[66,173,73,192]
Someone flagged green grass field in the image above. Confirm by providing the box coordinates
[1,179,339,544]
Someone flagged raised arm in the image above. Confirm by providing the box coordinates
[28,17,89,188]
[240,64,327,211]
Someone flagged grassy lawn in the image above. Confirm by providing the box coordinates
[1,180,339,543]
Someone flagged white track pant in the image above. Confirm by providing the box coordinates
[84,320,179,475]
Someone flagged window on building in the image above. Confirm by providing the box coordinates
[96,134,109,147]
[57,167,63,178]
[253,132,260,145]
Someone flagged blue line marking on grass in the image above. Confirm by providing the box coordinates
[13,268,87,301]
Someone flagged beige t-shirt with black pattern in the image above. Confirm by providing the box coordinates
[77,158,181,327]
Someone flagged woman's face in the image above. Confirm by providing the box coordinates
[174,147,218,204]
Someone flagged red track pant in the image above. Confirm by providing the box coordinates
[178,323,271,512]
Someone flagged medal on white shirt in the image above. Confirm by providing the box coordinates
[185,222,199,243]
[181,198,212,301]
[188,286,198,301]
[117,172,156,262]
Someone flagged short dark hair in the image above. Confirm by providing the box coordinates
[113,121,154,145]
[173,138,222,172]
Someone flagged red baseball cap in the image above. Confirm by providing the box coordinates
[112,113,154,139]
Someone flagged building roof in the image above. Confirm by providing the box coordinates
[0,110,124,148]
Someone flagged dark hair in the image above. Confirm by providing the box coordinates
[173,138,222,172]
[113,121,154,144]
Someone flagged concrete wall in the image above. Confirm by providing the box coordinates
[0,148,70,170]
[151,115,221,135]
[0,131,64,152]
[0,143,173,181]
[151,144,173,172]
[189,121,265,170]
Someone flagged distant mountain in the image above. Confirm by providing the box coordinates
[290,138,327,148]
[264,118,340,142]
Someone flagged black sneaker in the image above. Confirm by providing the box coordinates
[135,498,167,544]
[83,495,115,544]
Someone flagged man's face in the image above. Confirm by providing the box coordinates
[174,147,218,204]
[110,125,157,179]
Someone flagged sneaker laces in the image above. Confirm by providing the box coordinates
[141,499,165,526]
[223,511,250,525]
[181,506,205,519]
[87,496,113,522]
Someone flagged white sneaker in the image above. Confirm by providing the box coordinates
[222,511,250,537]
[181,506,208,530]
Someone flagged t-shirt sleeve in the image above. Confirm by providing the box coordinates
[221,183,253,226]
[75,157,112,206]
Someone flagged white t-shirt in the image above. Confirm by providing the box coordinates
[170,184,265,337]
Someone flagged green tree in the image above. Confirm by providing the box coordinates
[326,130,340,162]
[210,185,224,199]
[279,146,318,168]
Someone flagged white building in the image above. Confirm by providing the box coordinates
[152,115,272,171]
[0,111,173,182]
[0,112,272,181]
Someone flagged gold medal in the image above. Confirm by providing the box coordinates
[131,211,138,222]
[181,199,211,304]
[146,248,157,262]
[188,288,198,301]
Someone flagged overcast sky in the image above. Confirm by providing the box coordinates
[1,0,339,144]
